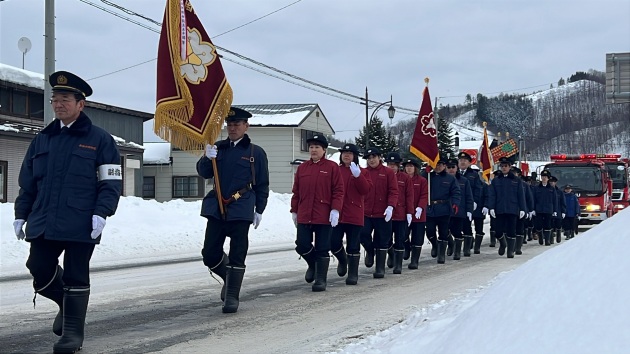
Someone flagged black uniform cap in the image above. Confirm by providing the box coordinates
[446,158,459,167]
[386,152,402,163]
[339,143,360,155]
[564,184,573,189]
[306,134,328,148]
[511,167,522,175]
[402,159,420,168]
[549,176,558,182]
[49,71,92,98]
[363,147,382,159]
[225,107,252,123]
[540,170,552,177]
[498,157,512,165]
[458,151,472,161]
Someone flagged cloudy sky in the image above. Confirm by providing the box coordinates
[1,0,629,141]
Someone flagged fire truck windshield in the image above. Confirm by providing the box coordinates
[606,162,628,189]
[544,165,603,193]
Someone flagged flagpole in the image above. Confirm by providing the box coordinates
[212,159,226,219]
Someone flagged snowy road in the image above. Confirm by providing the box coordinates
[1,236,553,353]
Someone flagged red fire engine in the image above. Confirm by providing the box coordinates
[545,154,615,224]
[596,154,630,214]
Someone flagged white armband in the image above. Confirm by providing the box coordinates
[98,164,123,181]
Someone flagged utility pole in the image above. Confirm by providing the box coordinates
[44,0,55,125]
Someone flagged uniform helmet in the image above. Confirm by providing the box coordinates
[386,152,402,163]
[306,134,328,148]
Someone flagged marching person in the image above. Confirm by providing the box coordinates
[532,170,558,246]
[447,158,474,260]
[198,107,270,313]
[458,152,484,256]
[385,152,414,274]
[331,143,372,285]
[359,147,398,278]
[487,158,527,258]
[562,184,580,240]
[549,176,566,244]
[425,158,461,264]
[290,134,344,291]
[403,159,428,269]
[13,71,122,353]
[471,164,490,254]
[488,170,501,247]
[511,167,533,255]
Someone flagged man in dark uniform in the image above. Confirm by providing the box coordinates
[511,167,533,255]
[549,176,566,244]
[457,151,484,256]
[197,107,270,313]
[13,71,122,354]
[532,170,558,246]
[447,158,474,260]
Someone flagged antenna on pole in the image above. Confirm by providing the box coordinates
[18,37,32,70]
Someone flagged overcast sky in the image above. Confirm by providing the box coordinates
[1,0,629,141]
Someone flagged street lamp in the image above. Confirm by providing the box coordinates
[363,88,395,151]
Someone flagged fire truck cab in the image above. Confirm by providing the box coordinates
[545,154,614,224]
[598,155,630,214]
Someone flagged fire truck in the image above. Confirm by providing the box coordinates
[545,154,614,224]
[597,154,630,214]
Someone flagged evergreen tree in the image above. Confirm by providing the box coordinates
[558,77,565,86]
[437,116,455,160]
[355,115,396,153]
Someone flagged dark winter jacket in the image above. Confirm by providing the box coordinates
[452,173,474,218]
[553,186,567,218]
[487,172,527,216]
[564,192,581,218]
[426,170,461,218]
[461,167,484,215]
[532,182,558,215]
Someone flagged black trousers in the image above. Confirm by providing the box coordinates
[360,217,392,250]
[26,236,95,288]
[516,216,525,236]
[202,217,251,268]
[495,214,517,239]
[296,223,332,258]
[406,222,426,247]
[490,217,496,232]
[426,215,450,241]
[562,217,576,231]
[331,223,362,254]
[552,218,563,229]
[473,217,485,235]
[391,220,407,249]
[534,213,553,231]
[462,218,473,236]
[449,217,465,240]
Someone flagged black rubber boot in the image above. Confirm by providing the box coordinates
[374,249,387,278]
[544,230,551,246]
[550,229,556,244]
[489,231,496,247]
[453,238,463,260]
[222,266,245,313]
[53,287,89,354]
[437,240,447,264]
[209,252,228,301]
[386,247,394,269]
[556,229,562,243]
[527,227,533,241]
[364,247,374,268]
[506,237,516,258]
[473,235,484,254]
[538,230,544,245]
[463,236,472,257]
[393,250,404,274]
[403,240,411,260]
[346,254,360,285]
[312,257,330,292]
[428,237,438,258]
[408,246,422,269]
[35,265,64,336]
[497,235,507,256]
[515,235,524,255]
[332,247,348,277]
[301,248,316,283]
[447,234,454,257]
[522,233,528,244]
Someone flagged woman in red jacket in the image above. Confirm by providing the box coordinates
[290,135,344,292]
[359,147,399,279]
[331,144,372,285]
[385,152,414,274]
[403,159,428,269]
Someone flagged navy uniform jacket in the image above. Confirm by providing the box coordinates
[521,179,534,213]
[14,113,122,243]
[426,170,461,218]
[452,173,474,218]
[553,186,566,218]
[461,168,483,216]
[532,183,558,214]
[487,173,527,216]
[197,134,270,222]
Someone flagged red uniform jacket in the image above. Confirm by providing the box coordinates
[392,172,415,221]
[290,158,344,225]
[364,163,398,218]
[338,164,373,226]
[410,174,428,222]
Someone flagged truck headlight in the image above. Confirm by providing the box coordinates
[585,204,601,212]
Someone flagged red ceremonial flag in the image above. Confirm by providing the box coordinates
[155,0,233,151]
[410,81,440,168]
[479,123,494,182]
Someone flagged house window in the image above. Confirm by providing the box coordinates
[173,176,203,198]
[301,129,322,152]
[0,87,10,113]
[143,176,155,198]
[28,92,44,119]
[0,161,7,203]
[12,90,27,115]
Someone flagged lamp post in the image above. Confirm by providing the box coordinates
[363,87,395,151]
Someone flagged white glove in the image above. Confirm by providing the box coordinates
[528,211,533,219]
[253,212,262,229]
[329,209,340,227]
[384,206,394,222]
[482,207,489,216]
[562,213,566,219]
[13,219,26,240]
[519,211,525,219]
[90,215,106,239]
[467,212,472,221]
[473,202,477,211]
[415,207,423,219]
[205,144,217,159]
[552,212,558,217]
[532,210,536,217]
[350,162,361,178]
[291,212,298,227]
[406,214,412,226]
[490,209,496,218]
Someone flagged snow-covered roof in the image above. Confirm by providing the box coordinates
[235,104,317,126]
[143,142,172,164]
[0,63,44,89]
